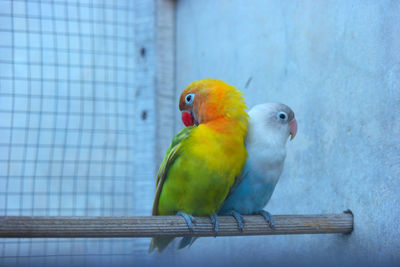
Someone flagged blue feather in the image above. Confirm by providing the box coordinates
[219,160,279,215]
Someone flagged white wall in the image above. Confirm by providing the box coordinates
[169,1,400,266]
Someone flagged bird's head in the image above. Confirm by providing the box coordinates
[248,102,297,144]
[179,79,248,127]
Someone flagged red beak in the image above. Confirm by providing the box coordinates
[181,111,195,126]
[289,119,297,140]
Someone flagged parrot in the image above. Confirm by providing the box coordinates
[218,102,297,228]
[148,78,249,253]
[178,102,297,248]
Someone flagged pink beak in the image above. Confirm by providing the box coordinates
[289,118,297,140]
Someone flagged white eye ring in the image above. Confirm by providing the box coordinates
[277,111,288,121]
[185,93,195,105]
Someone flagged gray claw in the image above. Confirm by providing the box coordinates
[227,210,244,231]
[210,213,219,234]
[176,211,196,232]
[258,210,275,228]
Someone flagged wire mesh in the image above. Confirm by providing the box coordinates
[0,0,150,265]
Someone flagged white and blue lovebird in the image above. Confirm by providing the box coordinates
[219,102,297,230]
[178,102,297,248]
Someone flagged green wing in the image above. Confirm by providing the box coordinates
[152,126,195,215]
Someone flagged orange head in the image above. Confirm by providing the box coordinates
[179,79,248,128]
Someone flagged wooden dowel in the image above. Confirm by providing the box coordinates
[0,212,353,238]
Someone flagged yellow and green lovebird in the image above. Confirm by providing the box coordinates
[149,79,248,252]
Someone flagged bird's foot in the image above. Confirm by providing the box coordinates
[257,210,275,228]
[210,213,219,235]
[225,210,244,231]
[176,211,196,232]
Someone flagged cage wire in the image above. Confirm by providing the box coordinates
[0,0,151,265]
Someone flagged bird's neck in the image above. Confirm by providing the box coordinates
[205,117,248,138]
[247,130,288,149]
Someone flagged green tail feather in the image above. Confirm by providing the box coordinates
[148,237,175,253]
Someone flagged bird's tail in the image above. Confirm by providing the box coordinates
[148,237,175,253]
[177,237,198,249]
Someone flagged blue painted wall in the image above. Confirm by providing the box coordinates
[170,1,400,266]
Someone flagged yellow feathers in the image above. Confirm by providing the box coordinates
[149,79,248,252]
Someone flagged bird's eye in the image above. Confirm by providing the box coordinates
[185,93,195,105]
[277,111,288,121]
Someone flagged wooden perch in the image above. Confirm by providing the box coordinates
[0,211,353,238]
